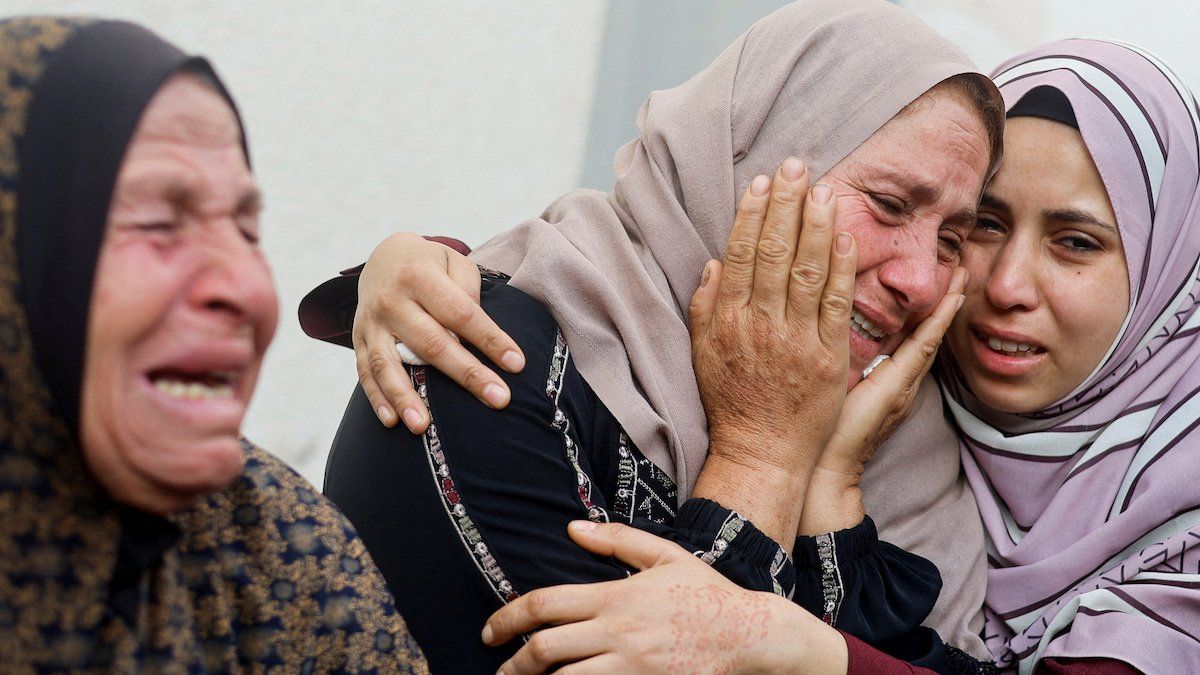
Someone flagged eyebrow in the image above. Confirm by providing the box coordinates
[979,192,1117,233]
[118,173,262,213]
[884,172,977,227]
[979,192,1008,212]
[1042,208,1117,233]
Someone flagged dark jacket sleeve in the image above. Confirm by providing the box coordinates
[298,237,472,349]
[323,279,791,672]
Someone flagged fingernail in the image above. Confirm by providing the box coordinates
[483,383,509,408]
[750,174,770,196]
[811,183,832,204]
[568,520,598,533]
[500,350,524,372]
[402,408,423,430]
[781,157,805,181]
[377,405,396,426]
[481,624,494,644]
[957,294,965,310]
[836,232,852,254]
[700,260,713,287]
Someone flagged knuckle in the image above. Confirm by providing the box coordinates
[724,240,758,266]
[524,590,548,621]
[366,351,393,378]
[420,332,452,359]
[444,300,477,328]
[476,329,506,355]
[790,262,825,289]
[755,234,792,266]
[820,293,852,317]
[920,336,943,360]
[527,633,554,663]
[770,186,801,209]
[459,364,490,390]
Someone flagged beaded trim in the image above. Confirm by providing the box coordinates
[769,547,794,599]
[412,366,518,602]
[612,433,637,523]
[699,512,746,565]
[816,532,844,625]
[546,330,608,523]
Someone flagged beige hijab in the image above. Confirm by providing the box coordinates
[474,0,990,656]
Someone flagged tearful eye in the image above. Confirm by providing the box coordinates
[869,193,904,215]
[134,221,180,235]
[937,233,963,261]
[1058,235,1101,252]
[969,215,1007,240]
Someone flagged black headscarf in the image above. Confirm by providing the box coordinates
[0,18,426,671]
[16,20,241,432]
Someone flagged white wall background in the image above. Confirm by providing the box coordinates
[0,1,609,484]
[4,1,1198,486]
[905,0,1200,89]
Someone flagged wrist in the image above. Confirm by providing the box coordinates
[798,469,864,536]
[692,454,809,551]
[708,425,822,477]
[745,595,847,674]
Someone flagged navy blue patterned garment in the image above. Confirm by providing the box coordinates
[0,18,426,672]
[320,272,944,673]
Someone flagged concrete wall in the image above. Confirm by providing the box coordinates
[905,0,1200,89]
[7,1,1197,486]
[1,0,608,483]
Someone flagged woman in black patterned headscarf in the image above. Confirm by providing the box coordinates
[0,17,426,672]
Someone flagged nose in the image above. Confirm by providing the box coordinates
[983,235,1039,312]
[875,226,943,315]
[188,222,278,331]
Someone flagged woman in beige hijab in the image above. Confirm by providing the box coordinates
[303,0,1000,671]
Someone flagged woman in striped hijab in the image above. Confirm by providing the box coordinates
[938,38,1200,673]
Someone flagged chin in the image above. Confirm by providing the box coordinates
[115,435,248,514]
[962,376,1046,415]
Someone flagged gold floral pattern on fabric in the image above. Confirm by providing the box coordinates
[0,18,427,672]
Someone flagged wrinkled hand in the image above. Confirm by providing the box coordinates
[482,522,845,674]
[354,232,524,433]
[687,159,856,546]
[689,159,855,474]
[799,267,968,535]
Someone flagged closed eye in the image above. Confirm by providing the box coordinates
[869,192,905,215]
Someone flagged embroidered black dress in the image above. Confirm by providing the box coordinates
[316,271,954,673]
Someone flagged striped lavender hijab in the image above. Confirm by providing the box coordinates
[941,40,1200,672]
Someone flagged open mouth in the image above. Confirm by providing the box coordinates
[851,309,887,342]
[148,370,238,400]
[972,328,1045,357]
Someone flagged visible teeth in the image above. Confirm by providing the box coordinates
[153,378,234,400]
[850,310,886,341]
[986,337,1036,355]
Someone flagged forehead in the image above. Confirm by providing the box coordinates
[848,94,990,191]
[115,74,251,196]
[129,74,243,153]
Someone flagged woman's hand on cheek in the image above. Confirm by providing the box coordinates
[799,266,968,535]
[482,522,846,674]
[354,232,525,433]
[688,158,857,545]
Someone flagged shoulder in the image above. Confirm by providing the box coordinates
[174,441,428,670]
[176,440,379,581]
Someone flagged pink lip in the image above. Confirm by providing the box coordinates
[968,326,1047,378]
[140,341,257,421]
[854,302,904,336]
[970,323,1045,350]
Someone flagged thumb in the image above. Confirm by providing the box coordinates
[567,521,689,570]
[689,260,723,341]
